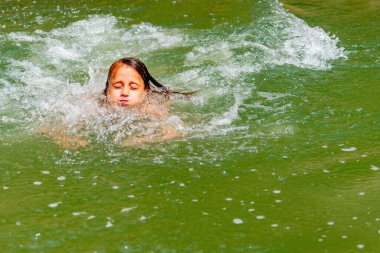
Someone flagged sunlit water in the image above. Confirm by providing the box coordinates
[1,0,379,252]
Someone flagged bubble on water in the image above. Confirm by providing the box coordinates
[341,235,347,239]
[87,215,96,220]
[248,208,255,212]
[121,207,136,213]
[33,181,42,186]
[41,170,50,175]
[341,147,356,152]
[370,165,379,171]
[57,176,66,181]
[48,202,62,208]
[225,197,233,201]
[358,192,365,196]
[271,224,279,228]
[3,186,9,190]
[256,215,265,220]
[327,221,334,226]
[112,185,119,190]
[357,244,365,249]
[72,212,86,216]
[275,199,282,203]
[233,218,243,224]
[273,190,281,194]
[106,221,113,228]
[139,216,147,221]
[16,221,21,226]
[352,217,358,220]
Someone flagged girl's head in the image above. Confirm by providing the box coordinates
[104,57,167,106]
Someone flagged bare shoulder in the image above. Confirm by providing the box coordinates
[140,93,170,119]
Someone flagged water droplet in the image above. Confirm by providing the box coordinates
[57,176,66,181]
[121,207,136,213]
[233,218,243,224]
[72,212,86,216]
[357,244,364,249]
[341,147,356,152]
[106,221,113,228]
[48,202,62,208]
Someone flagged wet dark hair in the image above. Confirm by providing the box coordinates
[104,57,192,97]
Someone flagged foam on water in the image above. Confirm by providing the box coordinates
[0,1,347,145]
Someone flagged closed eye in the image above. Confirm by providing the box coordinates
[112,82,122,88]
[130,83,139,90]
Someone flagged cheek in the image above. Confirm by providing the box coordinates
[107,89,120,100]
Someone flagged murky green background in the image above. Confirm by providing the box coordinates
[1,0,379,252]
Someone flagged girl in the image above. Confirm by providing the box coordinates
[102,57,191,144]
[42,57,191,148]
[104,57,192,108]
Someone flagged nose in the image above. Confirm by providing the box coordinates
[121,86,130,96]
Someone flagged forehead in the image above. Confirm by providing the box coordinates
[110,63,143,82]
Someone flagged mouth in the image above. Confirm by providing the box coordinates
[118,100,129,106]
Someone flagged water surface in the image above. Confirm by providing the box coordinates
[0,0,379,252]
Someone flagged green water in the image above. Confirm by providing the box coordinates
[1,0,379,252]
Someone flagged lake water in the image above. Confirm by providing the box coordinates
[1,0,379,252]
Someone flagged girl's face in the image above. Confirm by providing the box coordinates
[107,64,147,106]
